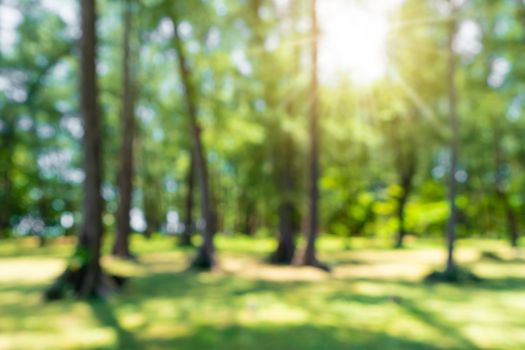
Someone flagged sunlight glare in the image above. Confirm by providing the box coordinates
[318,0,402,85]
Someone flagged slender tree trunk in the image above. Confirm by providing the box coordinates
[172,15,217,269]
[113,0,136,259]
[271,202,296,264]
[500,193,520,247]
[270,132,296,264]
[494,127,520,248]
[0,1,7,238]
[395,158,416,248]
[0,0,16,238]
[234,186,257,235]
[142,176,162,238]
[45,0,123,300]
[445,8,459,276]
[395,196,408,248]
[300,0,327,270]
[395,187,410,248]
[243,207,255,236]
[179,153,195,246]
[0,123,14,238]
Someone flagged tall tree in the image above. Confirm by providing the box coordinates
[46,0,115,299]
[113,0,137,259]
[171,12,217,269]
[179,153,195,246]
[300,0,327,270]
[493,124,520,247]
[445,1,459,276]
[270,0,302,265]
[391,115,418,249]
[270,131,298,263]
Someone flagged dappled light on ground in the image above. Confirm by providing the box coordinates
[1,237,525,349]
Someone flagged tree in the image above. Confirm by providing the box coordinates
[493,123,519,247]
[300,0,327,270]
[444,1,459,277]
[45,0,119,299]
[270,130,299,263]
[113,0,137,259]
[179,153,195,246]
[387,114,418,249]
[171,11,217,269]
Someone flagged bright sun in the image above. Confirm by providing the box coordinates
[318,0,403,85]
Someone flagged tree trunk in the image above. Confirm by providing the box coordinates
[395,189,410,249]
[270,201,296,264]
[494,127,520,248]
[270,133,296,264]
[172,15,217,269]
[445,7,459,276]
[243,208,256,236]
[0,123,14,238]
[395,157,416,249]
[179,153,195,246]
[499,192,520,248]
[113,0,136,259]
[141,156,162,239]
[300,0,327,271]
[45,0,121,300]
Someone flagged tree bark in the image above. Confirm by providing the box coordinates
[270,132,296,264]
[179,153,195,246]
[300,0,327,271]
[141,151,162,239]
[499,192,520,248]
[113,0,136,259]
[243,205,256,236]
[445,6,459,276]
[395,164,416,248]
[271,202,296,264]
[45,0,123,300]
[171,15,217,269]
[0,2,10,238]
[494,127,520,248]
[0,120,14,238]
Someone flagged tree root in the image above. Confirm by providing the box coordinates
[299,257,332,272]
[44,266,127,301]
[268,244,295,265]
[190,247,215,270]
[424,266,481,283]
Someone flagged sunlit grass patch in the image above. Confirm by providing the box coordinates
[0,236,524,349]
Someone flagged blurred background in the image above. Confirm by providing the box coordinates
[1,0,525,349]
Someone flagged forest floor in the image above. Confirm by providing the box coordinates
[0,235,524,350]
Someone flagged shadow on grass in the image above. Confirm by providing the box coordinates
[326,289,479,349]
[73,272,458,350]
[472,276,525,291]
[328,258,368,267]
[335,276,525,292]
[124,270,310,301]
[3,253,525,350]
[89,299,139,350]
[479,251,525,264]
[136,323,449,350]
[399,299,478,349]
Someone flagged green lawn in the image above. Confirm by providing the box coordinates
[1,236,524,350]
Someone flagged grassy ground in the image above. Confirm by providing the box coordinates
[0,235,524,350]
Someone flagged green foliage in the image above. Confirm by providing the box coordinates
[1,0,524,247]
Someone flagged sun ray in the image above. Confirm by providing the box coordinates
[388,68,435,119]
[387,37,449,58]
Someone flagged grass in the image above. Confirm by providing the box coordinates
[1,235,525,349]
